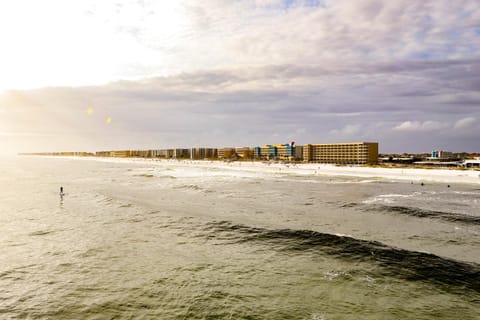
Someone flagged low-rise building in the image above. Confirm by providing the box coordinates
[430,150,454,160]
[462,158,480,168]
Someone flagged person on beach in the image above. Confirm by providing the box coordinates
[60,186,64,195]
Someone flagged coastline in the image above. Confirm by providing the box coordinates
[173,160,480,184]
[35,155,480,185]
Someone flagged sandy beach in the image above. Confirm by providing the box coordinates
[72,156,480,185]
[186,161,480,184]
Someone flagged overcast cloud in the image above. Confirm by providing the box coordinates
[0,0,479,154]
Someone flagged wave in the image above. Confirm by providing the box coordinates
[349,203,480,225]
[173,184,215,193]
[362,193,419,204]
[174,184,203,191]
[29,230,55,236]
[134,173,155,178]
[202,221,480,293]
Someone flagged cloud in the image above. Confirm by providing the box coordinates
[2,59,480,154]
[329,124,362,136]
[393,120,449,132]
[454,117,476,129]
[1,1,480,153]
[1,0,480,90]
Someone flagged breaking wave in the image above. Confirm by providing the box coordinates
[202,221,480,293]
[347,203,480,225]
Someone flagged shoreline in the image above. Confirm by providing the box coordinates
[32,156,480,185]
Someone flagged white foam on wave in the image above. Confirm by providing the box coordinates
[310,313,327,320]
[323,270,352,281]
[334,233,353,238]
[362,193,413,204]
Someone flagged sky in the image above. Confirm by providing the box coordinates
[0,0,479,155]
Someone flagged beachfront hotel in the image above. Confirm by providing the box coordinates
[303,142,379,165]
[24,142,380,165]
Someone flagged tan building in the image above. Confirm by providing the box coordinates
[96,151,113,157]
[303,142,378,165]
[235,147,254,160]
[111,150,131,158]
[275,144,295,160]
[191,148,218,160]
[218,148,236,159]
[130,150,152,158]
[174,149,190,159]
[294,145,303,160]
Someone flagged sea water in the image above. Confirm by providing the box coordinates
[0,156,479,319]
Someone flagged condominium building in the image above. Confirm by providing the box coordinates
[173,149,190,159]
[152,149,174,158]
[191,148,218,160]
[235,147,254,160]
[218,147,236,159]
[294,145,303,160]
[111,150,131,158]
[254,144,296,160]
[96,151,113,157]
[303,142,378,164]
[130,150,152,158]
[259,145,278,160]
[275,144,295,160]
[253,146,262,159]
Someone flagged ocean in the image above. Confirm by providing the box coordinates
[1,156,479,319]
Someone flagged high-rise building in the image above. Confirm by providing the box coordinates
[218,148,236,159]
[260,145,278,160]
[174,149,191,159]
[190,148,218,160]
[303,142,378,164]
[275,144,295,160]
[235,147,254,160]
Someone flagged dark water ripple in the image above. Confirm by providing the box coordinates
[344,203,480,225]
[203,221,480,293]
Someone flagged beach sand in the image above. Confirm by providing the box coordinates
[125,158,480,185]
[41,156,480,185]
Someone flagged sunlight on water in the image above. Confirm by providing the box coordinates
[0,156,479,319]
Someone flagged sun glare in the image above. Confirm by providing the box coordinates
[0,1,189,91]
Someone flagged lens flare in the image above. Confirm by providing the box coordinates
[105,117,111,124]
[86,107,94,115]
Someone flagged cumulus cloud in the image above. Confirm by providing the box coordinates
[454,117,476,130]
[329,124,361,136]
[393,121,449,132]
